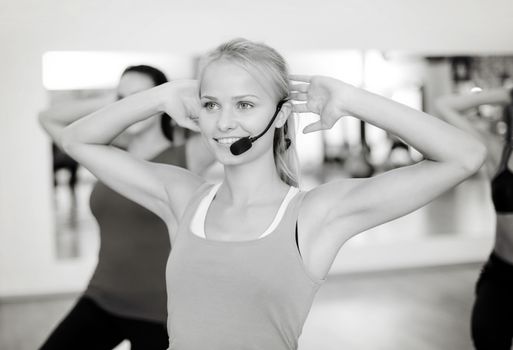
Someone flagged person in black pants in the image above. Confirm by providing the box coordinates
[437,86,513,350]
[41,297,169,349]
[38,65,213,350]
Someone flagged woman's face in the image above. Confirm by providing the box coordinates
[198,60,284,165]
[117,72,158,135]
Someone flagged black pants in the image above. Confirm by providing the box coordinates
[39,296,168,350]
[471,252,513,350]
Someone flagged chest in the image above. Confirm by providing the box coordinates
[204,202,283,241]
[166,233,317,310]
[198,191,288,241]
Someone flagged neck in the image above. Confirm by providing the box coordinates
[128,121,171,159]
[220,149,289,205]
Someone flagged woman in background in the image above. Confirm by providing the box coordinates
[38,65,213,350]
[437,87,513,350]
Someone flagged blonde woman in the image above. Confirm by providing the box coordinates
[62,39,485,349]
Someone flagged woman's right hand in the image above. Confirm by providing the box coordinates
[158,80,201,132]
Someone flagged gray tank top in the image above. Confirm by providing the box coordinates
[166,184,325,350]
[85,145,186,323]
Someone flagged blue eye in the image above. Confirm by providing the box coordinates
[203,101,219,111]
[238,102,254,110]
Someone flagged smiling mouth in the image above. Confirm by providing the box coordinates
[214,137,244,145]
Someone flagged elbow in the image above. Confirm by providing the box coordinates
[459,140,487,175]
[60,126,79,155]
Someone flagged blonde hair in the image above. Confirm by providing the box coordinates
[198,38,300,187]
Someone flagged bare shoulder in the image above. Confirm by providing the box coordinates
[298,178,365,231]
[151,162,206,220]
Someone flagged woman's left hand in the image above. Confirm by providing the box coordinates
[289,75,352,133]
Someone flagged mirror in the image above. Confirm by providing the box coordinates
[42,51,513,272]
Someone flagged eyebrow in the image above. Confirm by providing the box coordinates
[201,94,260,100]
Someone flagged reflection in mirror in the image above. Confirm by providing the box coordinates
[48,88,109,260]
[42,52,197,260]
[42,51,513,268]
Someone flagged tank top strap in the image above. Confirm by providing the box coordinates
[290,189,308,218]
[273,189,308,242]
[272,190,326,286]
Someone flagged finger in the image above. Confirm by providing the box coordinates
[182,117,201,132]
[289,74,312,83]
[302,121,324,134]
[189,123,201,132]
[288,83,309,93]
[292,103,310,113]
[290,92,308,101]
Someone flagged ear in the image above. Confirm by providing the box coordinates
[275,101,293,128]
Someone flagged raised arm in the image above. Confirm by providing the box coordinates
[435,87,512,174]
[39,94,115,149]
[61,81,205,230]
[290,75,486,277]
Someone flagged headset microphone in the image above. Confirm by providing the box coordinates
[230,99,288,156]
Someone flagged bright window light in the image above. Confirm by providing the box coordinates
[286,50,363,86]
[42,51,196,90]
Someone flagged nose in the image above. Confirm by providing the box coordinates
[216,107,237,132]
